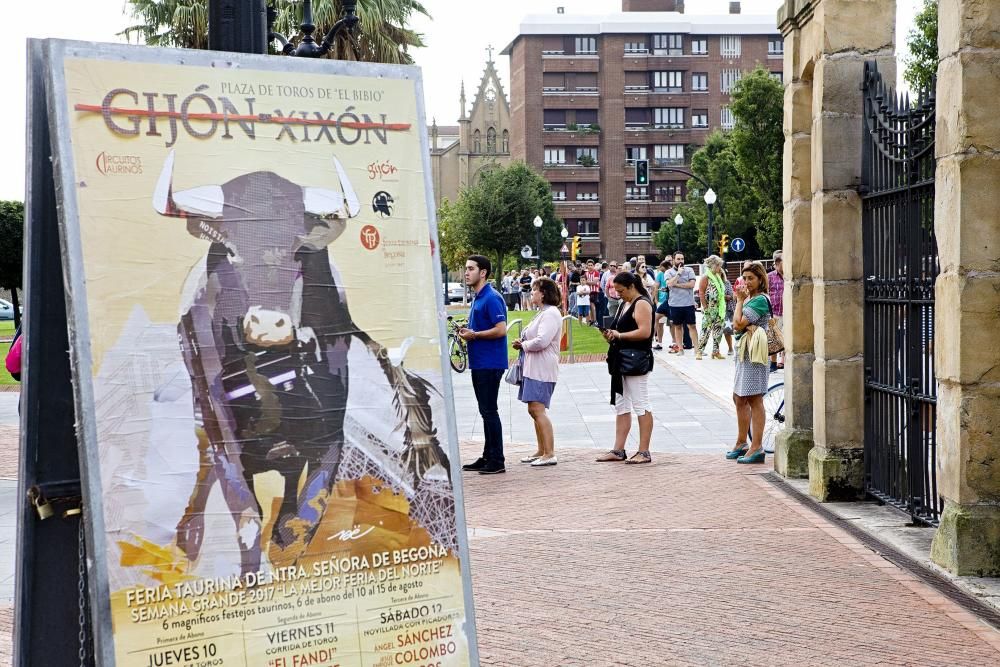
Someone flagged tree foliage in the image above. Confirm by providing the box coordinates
[904,0,938,92]
[729,66,784,255]
[121,0,430,64]
[441,162,561,285]
[0,201,24,329]
[654,132,760,260]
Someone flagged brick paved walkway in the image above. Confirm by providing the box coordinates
[461,444,1000,666]
[3,363,1000,664]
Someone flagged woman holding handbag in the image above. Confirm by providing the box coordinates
[596,271,655,464]
[513,277,563,467]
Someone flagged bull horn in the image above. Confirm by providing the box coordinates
[153,150,225,219]
[302,155,361,219]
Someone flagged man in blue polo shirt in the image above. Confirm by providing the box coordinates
[458,255,509,474]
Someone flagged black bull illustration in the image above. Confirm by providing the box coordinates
[153,151,449,573]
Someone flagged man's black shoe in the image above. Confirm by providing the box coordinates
[478,463,506,475]
[462,458,486,471]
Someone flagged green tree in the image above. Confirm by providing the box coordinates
[729,66,784,255]
[0,201,24,329]
[121,0,429,64]
[654,131,759,260]
[904,0,938,91]
[448,162,561,286]
[436,197,472,277]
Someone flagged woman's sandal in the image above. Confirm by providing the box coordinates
[625,451,651,464]
[596,449,627,462]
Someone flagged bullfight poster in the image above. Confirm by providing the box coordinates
[43,40,477,666]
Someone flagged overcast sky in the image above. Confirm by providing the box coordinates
[0,0,921,201]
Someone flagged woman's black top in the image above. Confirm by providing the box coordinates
[613,296,654,350]
[608,296,654,403]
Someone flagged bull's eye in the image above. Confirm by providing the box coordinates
[275,318,285,328]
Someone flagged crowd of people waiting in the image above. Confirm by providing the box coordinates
[456,251,785,474]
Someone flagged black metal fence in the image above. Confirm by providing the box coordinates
[860,61,941,525]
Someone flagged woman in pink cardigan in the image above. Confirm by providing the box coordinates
[513,277,563,467]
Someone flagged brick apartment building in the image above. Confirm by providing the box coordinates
[502,0,783,261]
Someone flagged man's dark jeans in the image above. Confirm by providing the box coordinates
[470,368,505,465]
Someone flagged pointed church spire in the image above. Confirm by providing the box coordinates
[459,80,467,120]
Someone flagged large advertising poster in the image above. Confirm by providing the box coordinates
[44,40,476,666]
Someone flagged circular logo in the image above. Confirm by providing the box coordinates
[360,225,381,250]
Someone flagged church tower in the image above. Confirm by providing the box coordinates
[429,48,513,209]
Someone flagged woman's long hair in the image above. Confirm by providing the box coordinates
[612,270,650,300]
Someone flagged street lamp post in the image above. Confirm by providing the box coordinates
[703,188,717,259]
[533,215,544,270]
[674,213,683,254]
[268,0,361,57]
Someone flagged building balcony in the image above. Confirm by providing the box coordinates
[543,88,600,96]
[542,95,600,110]
[554,201,603,217]
[651,157,688,169]
[625,200,677,218]
[542,58,600,73]
[542,165,601,183]
[541,129,601,145]
[625,127,695,144]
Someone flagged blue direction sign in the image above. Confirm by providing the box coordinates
[731,237,746,253]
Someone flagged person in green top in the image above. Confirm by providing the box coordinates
[696,255,731,360]
[727,261,772,464]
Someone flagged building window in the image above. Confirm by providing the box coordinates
[576,147,599,166]
[692,110,708,128]
[692,73,708,92]
[473,130,481,153]
[655,183,684,202]
[770,71,783,84]
[544,148,566,165]
[721,69,743,93]
[653,144,685,166]
[486,127,497,154]
[768,37,784,55]
[625,185,649,200]
[575,37,597,55]
[721,106,735,130]
[720,35,742,58]
[575,219,600,237]
[653,71,684,92]
[624,40,647,54]
[552,187,566,201]
[626,220,651,238]
[654,108,684,129]
[576,189,599,201]
[502,130,509,152]
[691,38,708,55]
[652,34,683,56]
[625,146,647,163]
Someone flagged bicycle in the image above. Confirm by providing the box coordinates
[760,381,785,454]
[446,316,468,373]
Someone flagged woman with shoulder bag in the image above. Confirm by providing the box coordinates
[726,261,771,464]
[596,271,656,464]
[513,278,563,467]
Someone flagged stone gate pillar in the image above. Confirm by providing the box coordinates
[930,0,1000,576]
[776,0,895,499]
[775,5,815,479]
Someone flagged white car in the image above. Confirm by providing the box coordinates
[447,282,469,303]
[0,299,16,321]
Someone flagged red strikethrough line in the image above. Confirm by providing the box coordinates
[73,104,411,131]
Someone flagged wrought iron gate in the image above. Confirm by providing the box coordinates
[860,62,941,525]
